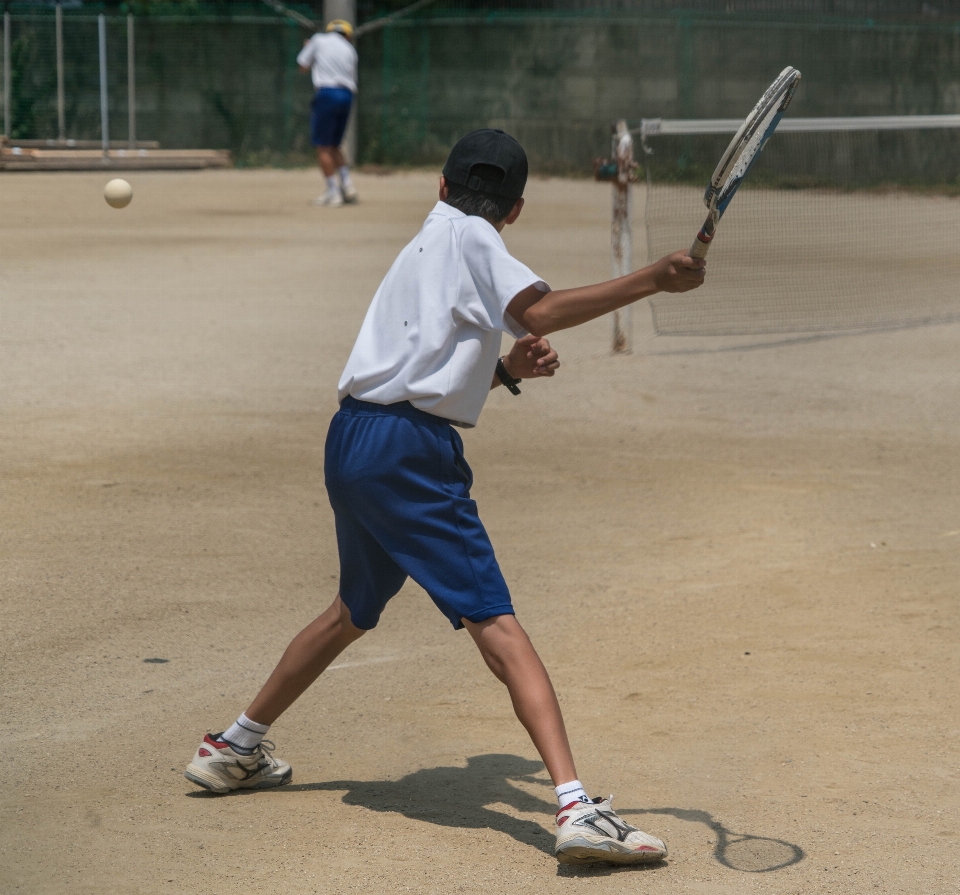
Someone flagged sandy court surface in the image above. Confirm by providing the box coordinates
[1,169,958,894]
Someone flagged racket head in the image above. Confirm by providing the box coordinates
[702,66,801,219]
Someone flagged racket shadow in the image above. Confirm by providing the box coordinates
[620,806,805,873]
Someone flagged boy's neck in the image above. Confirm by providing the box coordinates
[441,198,505,231]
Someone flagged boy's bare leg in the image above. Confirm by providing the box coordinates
[184,595,361,793]
[463,614,578,786]
[465,613,669,863]
[316,146,337,177]
[244,594,364,726]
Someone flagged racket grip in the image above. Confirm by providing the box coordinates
[689,235,711,260]
[689,215,717,258]
[689,219,715,260]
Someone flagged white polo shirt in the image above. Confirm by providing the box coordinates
[338,202,550,428]
[297,32,357,92]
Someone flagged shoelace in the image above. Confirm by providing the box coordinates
[597,796,641,834]
[253,739,279,766]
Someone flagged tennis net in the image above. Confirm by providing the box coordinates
[637,116,960,337]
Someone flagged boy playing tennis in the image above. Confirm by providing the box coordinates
[185,129,705,865]
[297,19,358,207]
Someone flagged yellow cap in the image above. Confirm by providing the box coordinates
[325,19,354,39]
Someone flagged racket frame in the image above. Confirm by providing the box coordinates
[690,66,801,259]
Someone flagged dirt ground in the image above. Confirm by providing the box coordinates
[1,169,958,895]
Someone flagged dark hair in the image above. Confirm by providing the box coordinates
[443,164,519,223]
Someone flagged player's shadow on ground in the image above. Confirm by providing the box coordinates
[187,753,803,873]
[282,753,559,856]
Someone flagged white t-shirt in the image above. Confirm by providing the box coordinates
[297,32,358,92]
[338,202,550,428]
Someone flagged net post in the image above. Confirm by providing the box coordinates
[98,14,109,159]
[56,3,65,142]
[3,11,10,139]
[611,119,634,354]
[127,13,136,149]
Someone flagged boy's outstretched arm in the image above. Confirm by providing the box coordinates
[506,250,705,337]
[491,334,559,390]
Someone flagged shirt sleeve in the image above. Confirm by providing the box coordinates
[296,38,315,68]
[457,220,550,339]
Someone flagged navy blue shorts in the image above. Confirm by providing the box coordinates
[310,87,353,147]
[324,397,514,631]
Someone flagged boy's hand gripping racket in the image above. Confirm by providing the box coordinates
[689,66,801,259]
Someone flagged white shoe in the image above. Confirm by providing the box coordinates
[341,182,359,204]
[312,189,343,207]
[184,733,292,794]
[555,796,667,865]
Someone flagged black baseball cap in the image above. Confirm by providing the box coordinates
[442,129,528,200]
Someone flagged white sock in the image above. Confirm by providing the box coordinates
[338,165,352,187]
[326,175,339,193]
[221,713,269,754]
[555,780,590,808]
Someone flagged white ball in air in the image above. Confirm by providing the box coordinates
[104,178,133,209]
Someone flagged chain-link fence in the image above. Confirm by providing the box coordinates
[2,10,307,160]
[4,3,960,171]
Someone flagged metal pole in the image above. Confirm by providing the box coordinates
[127,13,135,148]
[611,120,634,354]
[56,3,65,141]
[3,12,10,140]
[323,0,354,27]
[98,13,109,157]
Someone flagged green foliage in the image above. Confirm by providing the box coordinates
[11,33,42,139]
[122,0,202,16]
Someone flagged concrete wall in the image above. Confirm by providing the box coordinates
[359,13,960,172]
[5,10,960,174]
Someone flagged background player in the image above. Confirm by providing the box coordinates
[297,19,358,207]
[185,129,705,866]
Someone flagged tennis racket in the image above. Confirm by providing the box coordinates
[689,66,801,259]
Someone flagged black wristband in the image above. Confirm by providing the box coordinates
[496,357,522,395]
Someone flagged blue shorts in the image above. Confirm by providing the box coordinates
[324,397,515,631]
[310,87,353,147]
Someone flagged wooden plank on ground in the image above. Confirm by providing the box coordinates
[0,148,232,171]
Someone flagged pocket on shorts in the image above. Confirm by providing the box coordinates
[449,430,473,491]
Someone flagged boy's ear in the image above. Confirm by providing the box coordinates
[504,197,524,226]
[439,175,449,201]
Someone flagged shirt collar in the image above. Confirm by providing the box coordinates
[430,200,465,219]
[429,201,503,240]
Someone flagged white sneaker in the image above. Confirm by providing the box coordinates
[312,189,343,207]
[341,182,359,204]
[555,796,667,865]
[184,733,292,794]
